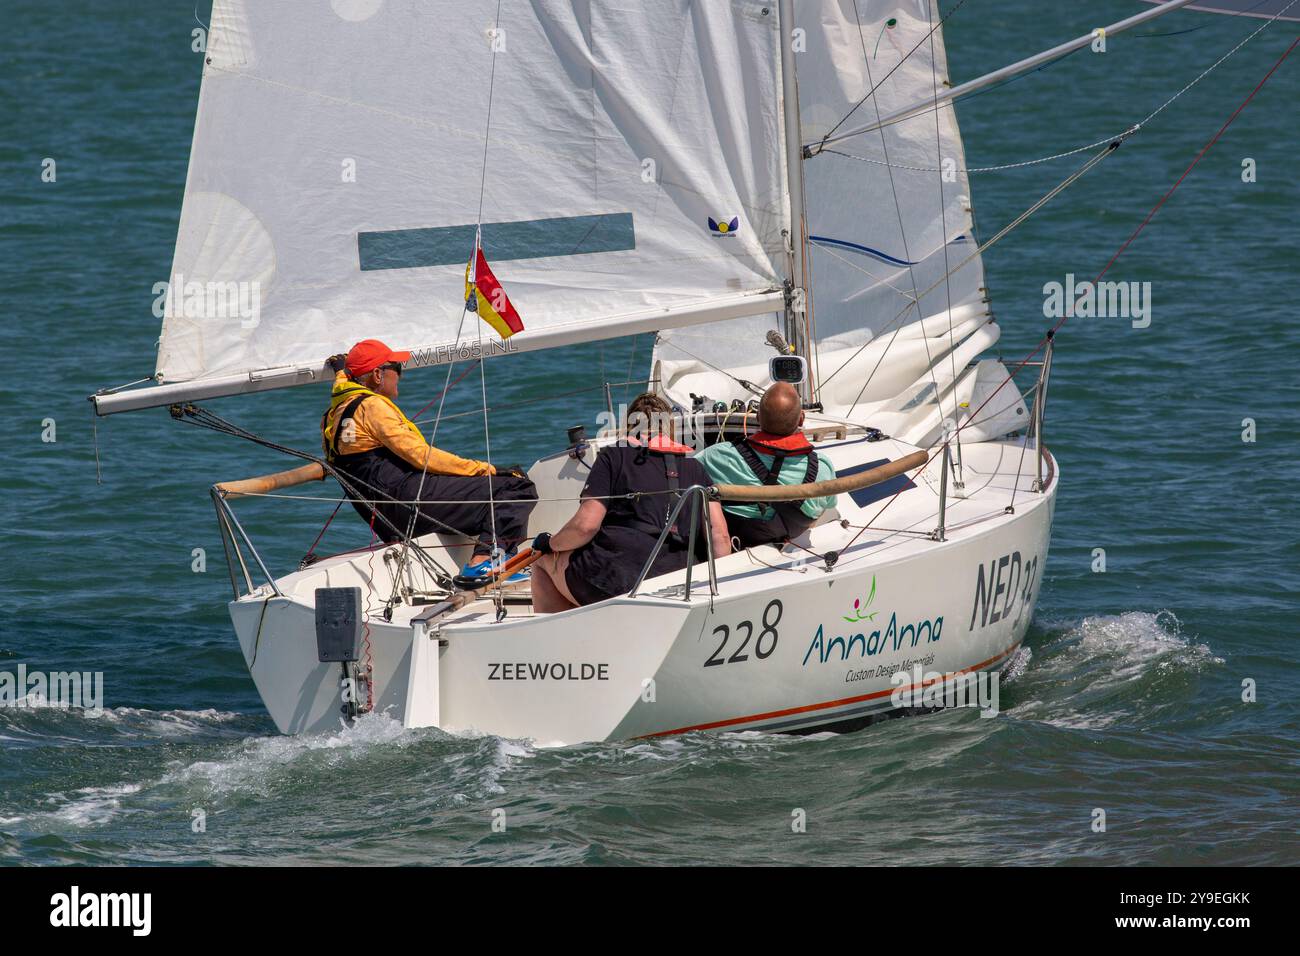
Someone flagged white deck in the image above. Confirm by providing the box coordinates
[258,426,1051,627]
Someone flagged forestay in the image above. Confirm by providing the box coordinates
[157,0,791,387]
[1137,0,1300,18]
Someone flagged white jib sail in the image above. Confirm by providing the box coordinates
[155,0,791,388]
[655,0,994,424]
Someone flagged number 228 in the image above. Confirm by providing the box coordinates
[705,599,782,667]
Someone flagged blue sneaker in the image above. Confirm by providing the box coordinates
[458,556,494,580]
[456,551,529,588]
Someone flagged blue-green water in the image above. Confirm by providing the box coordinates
[1,1,1297,865]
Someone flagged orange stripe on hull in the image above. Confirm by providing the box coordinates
[637,641,1021,739]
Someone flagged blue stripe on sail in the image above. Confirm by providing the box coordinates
[809,235,916,266]
[808,234,969,267]
[358,213,636,271]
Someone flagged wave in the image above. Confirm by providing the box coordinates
[0,614,1224,842]
[4,713,543,837]
[0,703,255,747]
[1007,610,1223,730]
[4,782,145,829]
[160,711,424,797]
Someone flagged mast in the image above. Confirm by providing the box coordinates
[777,0,813,404]
[809,0,1200,154]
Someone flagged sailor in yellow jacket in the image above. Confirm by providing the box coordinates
[321,339,537,579]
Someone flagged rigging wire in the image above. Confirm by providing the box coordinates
[840,134,1123,412]
[817,0,1297,424]
[173,403,459,584]
[834,27,1299,563]
[1135,0,1279,36]
[389,0,507,604]
[813,131,1129,402]
[824,5,1287,179]
[808,238,917,302]
[925,0,961,437]
[409,376,659,427]
[823,131,1124,174]
[818,0,1290,172]
[815,0,972,152]
[472,0,506,591]
[411,359,480,422]
[624,335,642,407]
[92,375,157,482]
[653,336,766,398]
[956,46,1084,106]
[231,488,691,506]
[300,498,344,566]
[844,0,950,435]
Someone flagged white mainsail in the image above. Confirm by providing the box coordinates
[155,0,791,389]
[93,0,1242,417]
[655,0,992,416]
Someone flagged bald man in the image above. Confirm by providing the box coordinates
[694,382,836,548]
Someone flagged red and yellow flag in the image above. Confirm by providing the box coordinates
[465,246,524,339]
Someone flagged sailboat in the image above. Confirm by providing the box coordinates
[90,0,1291,744]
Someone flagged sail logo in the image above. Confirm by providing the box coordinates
[803,583,942,666]
[708,216,740,237]
[153,274,261,329]
[1042,273,1151,329]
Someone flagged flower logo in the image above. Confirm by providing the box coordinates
[844,576,879,623]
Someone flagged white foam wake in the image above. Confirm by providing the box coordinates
[1012,610,1222,729]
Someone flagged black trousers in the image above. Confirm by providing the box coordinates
[376,472,538,553]
[333,448,538,553]
[726,508,816,549]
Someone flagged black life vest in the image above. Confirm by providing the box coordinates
[321,394,370,464]
[319,391,413,531]
[616,437,698,549]
[731,436,818,486]
[729,436,819,541]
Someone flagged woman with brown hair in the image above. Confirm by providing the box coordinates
[530,393,731,612]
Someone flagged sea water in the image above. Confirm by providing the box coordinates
[0,0,1296,865]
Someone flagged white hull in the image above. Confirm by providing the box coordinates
[228,430,1056,745]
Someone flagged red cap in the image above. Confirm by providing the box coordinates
[345,339,411,376]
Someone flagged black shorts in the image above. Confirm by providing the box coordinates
[564,563,617,606]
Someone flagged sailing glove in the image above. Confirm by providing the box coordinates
[493,463,528,479]
[326,353,349,373]
[531,532,553,555]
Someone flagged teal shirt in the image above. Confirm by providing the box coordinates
[695,441,837,521]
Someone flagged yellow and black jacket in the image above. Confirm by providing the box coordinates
[321,371,493,476]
